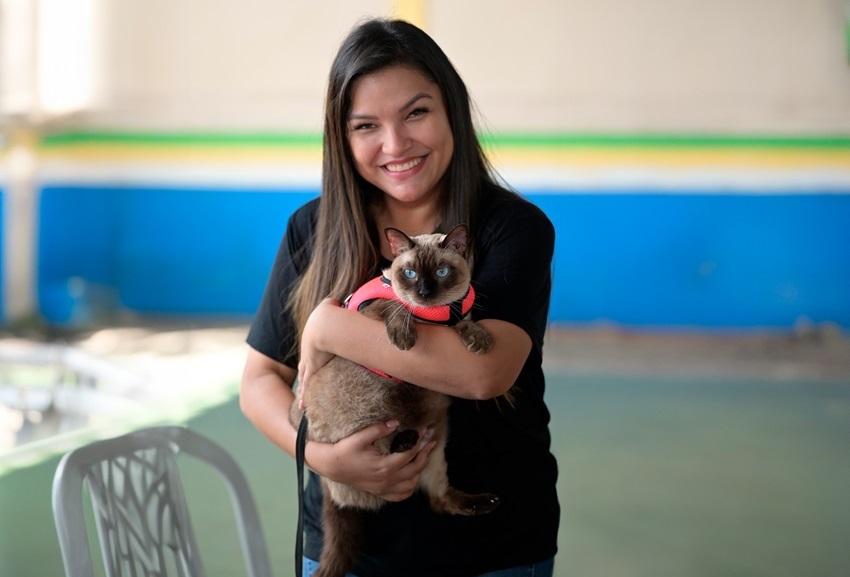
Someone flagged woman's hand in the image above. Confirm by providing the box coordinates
[307,421,437,502]
[297,297,341,404]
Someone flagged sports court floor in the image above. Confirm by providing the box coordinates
[1,325,848,577]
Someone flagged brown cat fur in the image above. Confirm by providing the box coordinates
[290,224,499,577]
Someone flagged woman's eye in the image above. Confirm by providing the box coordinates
[352,122,376,131]
[435,267,448,278]
[404,269,417,279]
[408,107,428,119]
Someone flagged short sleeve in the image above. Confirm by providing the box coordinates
[471,195,555,352]
[246,199,318,367]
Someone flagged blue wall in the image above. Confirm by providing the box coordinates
[34,185,850,330]
[533,191,850,328]
[38,185,316,323]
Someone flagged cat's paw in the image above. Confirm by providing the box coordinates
[389,429,420,453]
[456,320,493,354]
[465,333,493,354]
[387,324,417,350]
[458,493,500,515]
[469,493,500,515]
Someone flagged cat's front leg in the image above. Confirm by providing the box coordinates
[386,310,416,350]
[454,318,493,354]
[362,300,417,350]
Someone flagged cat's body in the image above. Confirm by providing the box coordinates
[290,225,499,577]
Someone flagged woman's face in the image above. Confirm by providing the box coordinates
[346,65,454,211]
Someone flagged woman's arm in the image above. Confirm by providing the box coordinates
[298,298,532,401]
[239,347,301,457]
[239,346,437,501]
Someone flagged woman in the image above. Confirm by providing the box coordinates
[241,18,559,577]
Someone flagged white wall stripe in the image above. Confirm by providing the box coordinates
[34,161,850,194]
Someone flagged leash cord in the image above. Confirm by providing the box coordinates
[295,414,309,577]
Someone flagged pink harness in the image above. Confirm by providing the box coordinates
[344,275,476,327]
[343,275,477,383]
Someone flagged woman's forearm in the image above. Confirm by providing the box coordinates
[240,347,350,476]
[239,348,301,458]
[305,299,531,400]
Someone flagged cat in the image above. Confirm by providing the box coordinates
[290,224,499,577]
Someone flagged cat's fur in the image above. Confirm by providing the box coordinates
[290,224,499,577]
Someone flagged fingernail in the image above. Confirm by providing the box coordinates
[418,429,435,451]
[386,420,399,429]
[298,399,304,410]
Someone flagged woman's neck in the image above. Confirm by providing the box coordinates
[373,199,440,259]
[374,200,440,238]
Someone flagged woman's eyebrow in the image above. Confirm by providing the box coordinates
[399,92,433,112]
[348,112,377,121]
[348,92,434,121]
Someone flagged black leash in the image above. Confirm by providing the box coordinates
[295,413,309,577]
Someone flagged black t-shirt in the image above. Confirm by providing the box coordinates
[247,186,559,577]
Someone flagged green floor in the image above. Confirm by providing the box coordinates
[1,370,849,577]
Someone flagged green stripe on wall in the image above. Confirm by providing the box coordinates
[477,133,850,150]
[40,132,323,148]
[39,131,850,150]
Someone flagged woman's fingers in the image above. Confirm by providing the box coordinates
[329,422,438,501]
[380,438,438,501]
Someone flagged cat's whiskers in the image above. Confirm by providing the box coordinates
[384,300,409,325]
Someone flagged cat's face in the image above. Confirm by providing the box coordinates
[384,225,471,307]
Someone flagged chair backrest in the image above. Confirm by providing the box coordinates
[52,425,273,577]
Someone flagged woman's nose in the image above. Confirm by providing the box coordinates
[382,124,411,155]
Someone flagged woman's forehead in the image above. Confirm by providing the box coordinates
[349,65,441,110]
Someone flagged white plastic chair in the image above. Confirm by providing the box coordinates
[52,425,273,577]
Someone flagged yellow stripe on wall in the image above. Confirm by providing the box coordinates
[35,141,850,171]
[484,146,850,170]
[37,143,322,165]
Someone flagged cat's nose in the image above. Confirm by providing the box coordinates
[418,280,433,298]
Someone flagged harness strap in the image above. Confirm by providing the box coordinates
[365,366,405,384]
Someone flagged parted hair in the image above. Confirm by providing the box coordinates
[288,18,501,337]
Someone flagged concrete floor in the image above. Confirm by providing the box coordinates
[1,324,848,576]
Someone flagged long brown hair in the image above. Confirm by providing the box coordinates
[289,18,501,337]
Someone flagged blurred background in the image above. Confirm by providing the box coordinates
[1,0,849,576]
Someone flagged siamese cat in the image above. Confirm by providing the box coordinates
[290,224,499,577]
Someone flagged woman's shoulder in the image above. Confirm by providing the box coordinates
[278,197,321,273]
[289,196,321,231]
[478,184,554,243]
[285,196,320,242]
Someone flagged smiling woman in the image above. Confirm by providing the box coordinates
[346,66,455,240]
[241,17,559,577]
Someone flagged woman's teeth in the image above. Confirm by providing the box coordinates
[385,157,422,172]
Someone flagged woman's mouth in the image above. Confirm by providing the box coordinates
[384,157,423,173]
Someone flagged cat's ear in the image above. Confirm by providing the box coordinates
[385,228,415,256]
[442,224,469,255]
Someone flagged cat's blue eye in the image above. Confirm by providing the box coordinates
[404,269,417,279]
[435,267,448,278]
